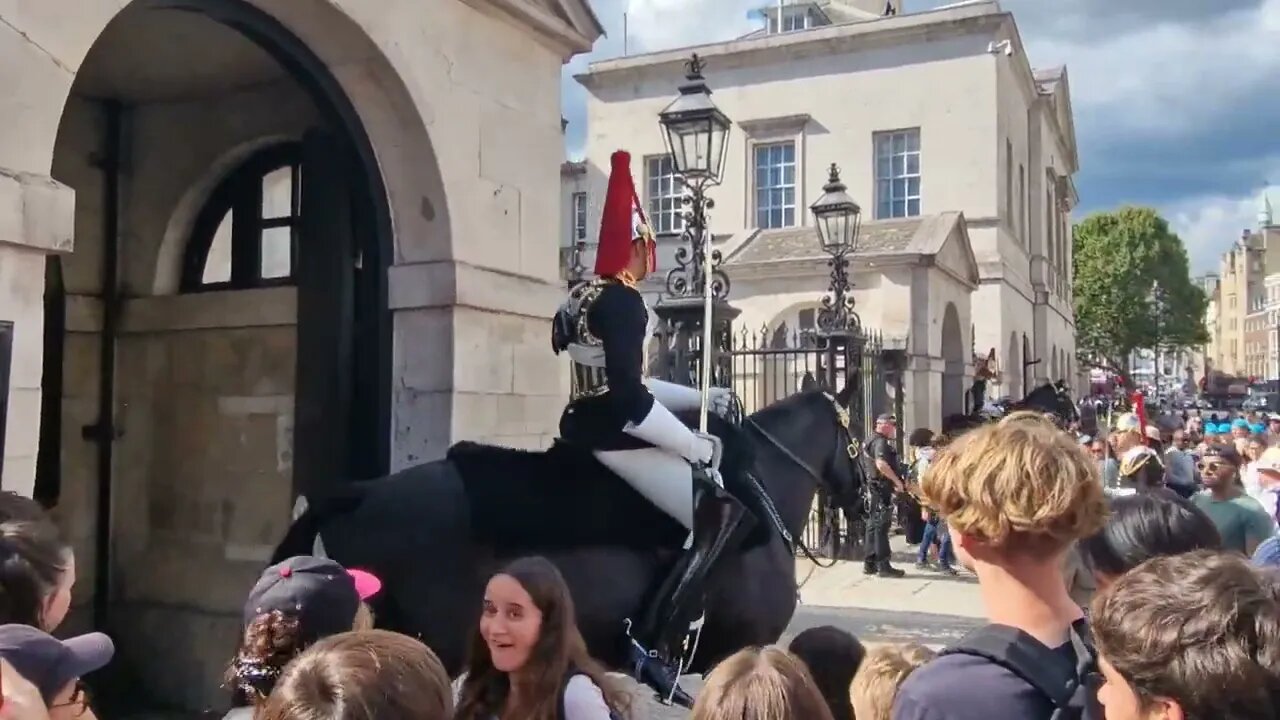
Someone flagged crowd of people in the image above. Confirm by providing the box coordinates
[0,408,1277,719]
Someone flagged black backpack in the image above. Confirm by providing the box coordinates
[939,619,1103,720]
[555,670,624,720]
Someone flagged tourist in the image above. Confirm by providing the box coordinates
[1192,445,1274,555]
[257,630,452,720]
[851,644,935,720]
[915,433,957,575]
[1078,489,1221,589]
[892,412,1108,720]
[1090,551,1280,720]
[453,556,627,720]
[0,520,75,632]
[1090,437,1119,489]
[224,556,381,718]
[788,626,866,720]
[691,646,834,720]
[1,658,54,720]
[0,623,114,720]
[1161,429,1197,498]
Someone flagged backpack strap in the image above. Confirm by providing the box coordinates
[940,624,1081,709]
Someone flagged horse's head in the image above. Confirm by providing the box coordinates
[1014,382,1078,428]
[744,384,863,526]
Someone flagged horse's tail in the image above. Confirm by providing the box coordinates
[271,495,326,563]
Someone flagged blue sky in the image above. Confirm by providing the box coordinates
[561,0,1280,274]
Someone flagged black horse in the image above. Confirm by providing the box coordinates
[944,381,1079,435]
[271,386,863,678]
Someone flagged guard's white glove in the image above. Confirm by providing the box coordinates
[687,431,723,470]
[708,387,735,419]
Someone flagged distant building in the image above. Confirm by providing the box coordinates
[565,0,1082,428]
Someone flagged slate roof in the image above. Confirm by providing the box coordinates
[725,213,960,265]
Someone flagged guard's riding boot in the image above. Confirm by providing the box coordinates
[628,470,753,707]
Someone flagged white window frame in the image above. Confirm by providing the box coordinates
[572,191,587,243]
[752,141,798,229]
[645,155,685,236]
[873,128,922,219]
[740,114,809,232]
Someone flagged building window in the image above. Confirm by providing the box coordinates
[874,129,921,219]
[646,155,685,236]
[770,7,819,33]
[572,192,587,242]
[753,141,797,229]
[1018,164,1026,244]
[182,143,301,291]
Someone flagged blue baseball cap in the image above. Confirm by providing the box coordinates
[1233,418,1249,429]
[1252,536,1280,567]
[1251,423,1267,434]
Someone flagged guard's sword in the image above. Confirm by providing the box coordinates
[698,218,714,437]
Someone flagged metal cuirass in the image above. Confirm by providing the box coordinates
[551,279,656,402]
[552,279,611,400]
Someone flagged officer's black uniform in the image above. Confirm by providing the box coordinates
[861,419,906,577]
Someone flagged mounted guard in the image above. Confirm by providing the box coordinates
[551,150,752,703]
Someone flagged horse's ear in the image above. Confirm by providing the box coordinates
[836,373,859,407]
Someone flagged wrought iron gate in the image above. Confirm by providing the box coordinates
[647,319,906,561]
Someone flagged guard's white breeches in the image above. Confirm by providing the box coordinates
[594,448,696,530]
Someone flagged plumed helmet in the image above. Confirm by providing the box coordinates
[594,150,656,277]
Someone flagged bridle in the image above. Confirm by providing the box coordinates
[740,392,862,569]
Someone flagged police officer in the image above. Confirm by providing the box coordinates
[862,413,906,577]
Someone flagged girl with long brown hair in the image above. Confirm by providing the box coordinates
[453,556,629,720]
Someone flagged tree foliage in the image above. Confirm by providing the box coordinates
[1072,206,1208,377]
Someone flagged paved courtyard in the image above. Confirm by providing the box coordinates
[628,535,984,718]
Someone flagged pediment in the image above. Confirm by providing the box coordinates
[934,216,980,287]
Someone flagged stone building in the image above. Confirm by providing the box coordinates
[0,0,599,711]
[564,0,1082,429]
[1210,193,1279,377]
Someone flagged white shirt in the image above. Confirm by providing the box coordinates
[451,673,615,720]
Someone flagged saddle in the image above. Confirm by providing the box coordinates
[447,413,768,554]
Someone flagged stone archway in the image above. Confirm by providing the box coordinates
[33,1,444,712]
[941,302,965,417]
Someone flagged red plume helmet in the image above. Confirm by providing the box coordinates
[594,150,656,278]
[1130,390,1149,446]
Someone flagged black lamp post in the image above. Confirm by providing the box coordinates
[653,53,738,389]
[658,53,733,301]
[811,164,863,335]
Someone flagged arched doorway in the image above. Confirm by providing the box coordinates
[941,303,965,417]
[39,0,410,711]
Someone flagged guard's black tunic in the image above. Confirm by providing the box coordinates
[555,280,656,452]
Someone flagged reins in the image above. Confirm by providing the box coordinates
[739,393,861,570]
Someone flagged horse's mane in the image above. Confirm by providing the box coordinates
[750,388,833,425]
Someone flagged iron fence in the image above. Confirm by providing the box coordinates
[568,312,907,561]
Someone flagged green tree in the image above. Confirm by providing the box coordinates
[1072,206,1208,383]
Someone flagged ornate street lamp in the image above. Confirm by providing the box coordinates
[811,163,863,335]
[658,54,732,183]
[653,54,738,402]
[658,53,733,302]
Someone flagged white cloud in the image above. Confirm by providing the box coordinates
[1027,0,1280,139]
[1169,174,1280,275]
